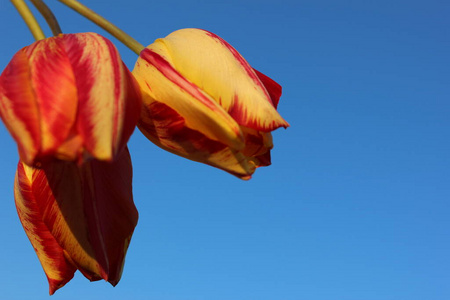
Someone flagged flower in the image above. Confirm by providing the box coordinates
[132,28,289,179]
[1,32,142,294]
[14,147,138,295]
[0,32,142,166]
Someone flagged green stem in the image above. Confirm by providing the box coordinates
[29,0,62,36]
[10,0,46,40]
[57,0,145,55]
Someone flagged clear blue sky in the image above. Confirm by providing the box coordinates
[0,0,449,299]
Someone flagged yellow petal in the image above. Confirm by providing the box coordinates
[133,48,244,150]
[151,28,289,131]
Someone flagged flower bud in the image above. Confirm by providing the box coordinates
[133,28,288,179]
[0,33,142,166]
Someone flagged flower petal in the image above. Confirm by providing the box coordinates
[15,163,76,295]
[0,50,42,165]
[134,49,244,150]
[150,28,289,131]
[80,148,138,285]
[241,127,273,168]
[139,101,256,179]
[25,37,79,161]
[14,147,137,293]
[252,68,282,109]
[63,33,142,161]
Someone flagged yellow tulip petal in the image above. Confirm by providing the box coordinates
[151,28,289,131]
[134,48,244,150]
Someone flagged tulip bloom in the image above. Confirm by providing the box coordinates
[133,28,289,179]
[0,32,141,166]
[14,148,138,295]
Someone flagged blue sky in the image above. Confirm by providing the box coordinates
[0,0,449,299]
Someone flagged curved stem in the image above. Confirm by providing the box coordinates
[10,0,46,40]
[57,0,145,55]
[29,0,62,36]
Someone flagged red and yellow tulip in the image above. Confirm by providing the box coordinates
[0,32,141,294]
[14,147,138,295]
[2,0,290,294]
[132,28,289,179]
[0,32,142,166]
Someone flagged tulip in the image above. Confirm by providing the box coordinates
[132,28,289,179]
[14,147,138,295]
[0,32,142,166]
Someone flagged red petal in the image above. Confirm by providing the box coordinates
[15,163,76,295]
[241,127,273,168]
[139,101,256,179]
[252,69,282,109]
[25,37,78,158]
[80,148,138,284]
[0,50,41,165]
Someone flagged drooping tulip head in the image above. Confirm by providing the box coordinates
[14,148,138,294]
[132,28,289,179]
[0,32,142,166]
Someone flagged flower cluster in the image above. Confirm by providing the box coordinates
[0,14,288,294]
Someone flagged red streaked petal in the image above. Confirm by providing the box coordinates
[252,69,282,109]
[63,33,141,161]
[134,49,244,150]
[0,50,41,165]
[14,147,137,292]
[15,162,77,295]
[139,100,256,179]
[151,28,289,131]
[26,36,78,159]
